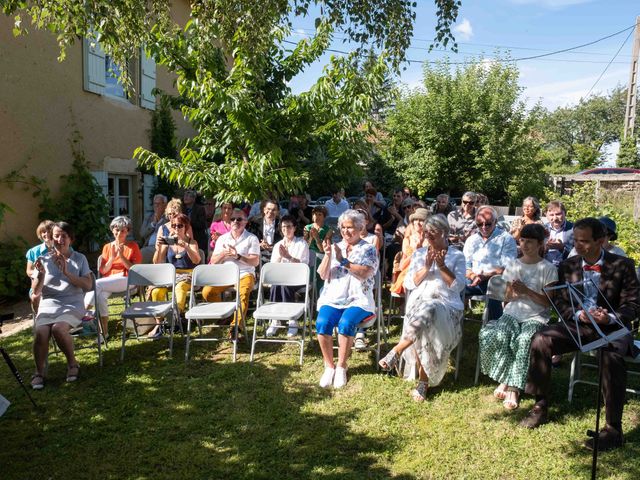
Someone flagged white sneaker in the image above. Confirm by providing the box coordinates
[334,366,348,389]
[319,367,335,388]
[287,320,299,337]
[354,332,366,351]
[265,320,279,337]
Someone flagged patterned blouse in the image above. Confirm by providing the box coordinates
[316,239,379,313]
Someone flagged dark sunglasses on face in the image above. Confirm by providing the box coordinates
[476,221,494,228]
[171,224,185,229]
[230,217,245,222]
[462,200,473,205]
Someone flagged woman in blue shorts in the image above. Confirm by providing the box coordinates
[315,209,378,389]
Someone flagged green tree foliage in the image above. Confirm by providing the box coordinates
[381,58,542,204]
[616,135,640,168]
[146,95,178,200]
[39,134,111,253]
[536,86,626,173]
[546,182,640,263]
[3,1,461,202]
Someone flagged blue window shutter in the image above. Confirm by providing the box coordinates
[83,38,106,94]
[140,48,156,110]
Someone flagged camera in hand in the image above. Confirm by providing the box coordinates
[160,236,179,246]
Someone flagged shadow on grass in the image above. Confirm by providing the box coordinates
[0,330,414,480]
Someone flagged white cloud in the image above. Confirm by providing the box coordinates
[453,19,473,41]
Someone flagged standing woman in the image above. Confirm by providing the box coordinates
[315,210,379,389]
[85,216,141,342]
[30,222,92,389]
[148,213,201,338]
[379,215,466,401]
[478,224,558,410]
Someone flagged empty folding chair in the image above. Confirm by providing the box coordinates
[120,264,178,361]
[184,263,242,362]
[250,263,310,365]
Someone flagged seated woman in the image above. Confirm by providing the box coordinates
[158,198,194,241]
[85,216,141,342]
[316,209,378,389]
[266,215,310,337]
[148,213,201,338]
[390,207,429,295]
[478,223,558,410]
[30,222,92,390]
[25,219,55,312]
[209,201,234,252]
[379,214,466,402]
[510,196,546,241]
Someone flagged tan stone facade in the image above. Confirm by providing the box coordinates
[0,2,193,245]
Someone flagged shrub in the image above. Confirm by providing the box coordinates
[0,237,28,301]
[544,182,640,263]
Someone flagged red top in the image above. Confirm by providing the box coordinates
[100,241,142,277]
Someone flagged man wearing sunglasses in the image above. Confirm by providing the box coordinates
[447,191,477,250]
[203,209,260,339]
[463,206,517,320]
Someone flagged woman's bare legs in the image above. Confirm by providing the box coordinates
[317,334,335,368]
[336,334,354,368]
[33,324,52,375]
[51,322,78,367]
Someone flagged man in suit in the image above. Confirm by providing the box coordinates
[521,217,640,451]
[248,199,282,260]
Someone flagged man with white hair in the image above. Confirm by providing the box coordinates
[463,206,517,320]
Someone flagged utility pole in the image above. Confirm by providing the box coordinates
[623,16,640,140]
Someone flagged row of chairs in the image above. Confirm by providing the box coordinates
[117,262,384,365]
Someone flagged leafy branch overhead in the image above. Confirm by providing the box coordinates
[3,1,459,201]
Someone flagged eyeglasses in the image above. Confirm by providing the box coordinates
[230,217,245,222]
[462,200,473,205]
[171,224,185,229]
[476,221,494,228]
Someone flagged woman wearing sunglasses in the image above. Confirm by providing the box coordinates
[149,213,201,338]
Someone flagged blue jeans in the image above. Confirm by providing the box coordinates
[465,280,503,321]
[316,306,373,337]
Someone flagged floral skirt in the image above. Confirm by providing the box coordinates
[400,299,462,387]
[479,315,543,390]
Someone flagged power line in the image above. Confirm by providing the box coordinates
[291,25,636,58]
[585,27,634,97]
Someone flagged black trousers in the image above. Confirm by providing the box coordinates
[525,322,628,428]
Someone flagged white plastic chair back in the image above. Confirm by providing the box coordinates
[126,263,175,292]
[191,263,240,289]
[486,275,506,302]
[260,262,310,287]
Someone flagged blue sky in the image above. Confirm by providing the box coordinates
[289,0,640,111]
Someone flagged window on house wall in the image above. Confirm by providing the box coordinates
[108,175,132,219]
[83,38,156,110]
[104,55,127,100]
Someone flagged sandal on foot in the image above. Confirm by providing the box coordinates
[379,349,400,372]
[31,374,45,390]
[493,384,508,400]
[411,381,428,402]
[503,390,520,410]
[66,364,80,383]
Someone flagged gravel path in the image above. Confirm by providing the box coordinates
[0,300,33,338]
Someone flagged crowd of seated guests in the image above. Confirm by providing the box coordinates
[24,185,639,452]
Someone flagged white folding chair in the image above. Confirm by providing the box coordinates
[455,275,506,383]
[568,339,640,402]
[120,264,178,361]
[184,263,242,362]
[250,263,310,365]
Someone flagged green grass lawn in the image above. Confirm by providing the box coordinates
[1,315,639,479]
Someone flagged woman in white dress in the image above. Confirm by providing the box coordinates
[266,214,310,337]
[30,222,92,390]
[379,214,466,401]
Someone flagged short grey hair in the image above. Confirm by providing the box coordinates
[426,214,450,235]
[153,194,167,204]
[110,215,132,231]
[462,191,477,202]
[477,206,498,222]
[436,193,449,201]
[338,209,366,232]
